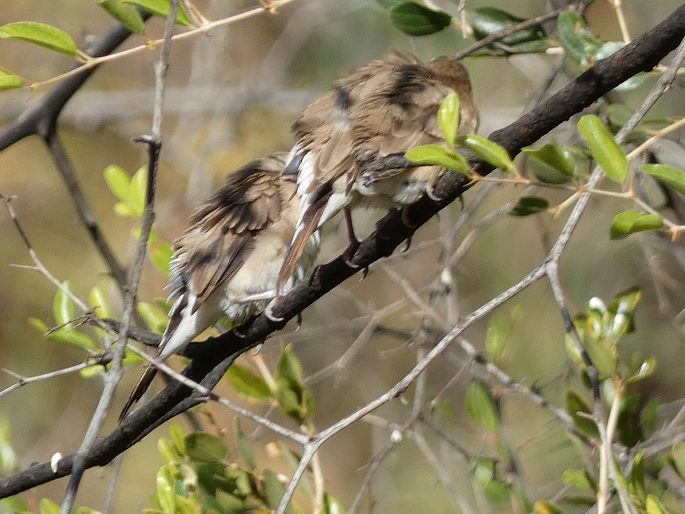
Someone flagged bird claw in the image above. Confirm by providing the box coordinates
[264,299,285,323]
[400,206,418,230]
[342,241,361,269]
[360,266,369,280]
[426,184,443,202]
[402,236,413,253]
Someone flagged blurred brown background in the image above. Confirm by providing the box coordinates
[1,1,685,512]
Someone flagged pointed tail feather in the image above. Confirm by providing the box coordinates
[277,188,331,294]
[118,362,158,422]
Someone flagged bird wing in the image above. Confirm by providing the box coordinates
[170,153,290,313]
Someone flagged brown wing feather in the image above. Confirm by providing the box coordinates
[171,153,290,312]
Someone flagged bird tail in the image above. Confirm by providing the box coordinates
[118,362,159,422]
[277,185,331,294]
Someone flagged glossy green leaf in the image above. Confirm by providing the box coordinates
[583,332,617,379]
[53,281,75,325]
[465,382,500,432]
[557,12,602,64]
[97,0,146,34]
[234,419,256,471]
[458,134,513,172]
[0,22,78,56]
[156,464,176,514]
[137,302,168,335]
[577,114,628,183]
[562,468,596,491]
[566,390,598,437]
[610,211,663,240]
[405,144,469,174]
[626,357,656,385]
[39,498,60,514]
[672,442,685,480]
[533,500,563,514]
[438,91,460,147]
[0,70,24,90]
[226,364,272,403]
[185,432,227,463]
[215,489,245,512]
[389,2,451,37]
[523,144,576,184]
[471,7,545,46]
[509,196,549,216]
[642,163,685,195]
[89,286,113,319]
[123,0,192,26]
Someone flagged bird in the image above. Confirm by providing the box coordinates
[276,50,478,293]
[119,152,319,420]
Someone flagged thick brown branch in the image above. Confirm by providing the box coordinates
[1,4,684,499]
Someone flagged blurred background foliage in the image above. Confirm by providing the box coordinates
[1,0,685,512]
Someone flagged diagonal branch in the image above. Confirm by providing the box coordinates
[1,3,684,499]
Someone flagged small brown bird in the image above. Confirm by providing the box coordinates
[277,50,477,291]
[120,152,319,420]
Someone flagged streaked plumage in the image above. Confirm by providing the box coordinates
[278,50,477,290]
[120,152,319,420]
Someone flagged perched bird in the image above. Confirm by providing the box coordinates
[120,152,319,420]
[277,50,478,292]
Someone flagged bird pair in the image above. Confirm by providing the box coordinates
[120,50,477,419]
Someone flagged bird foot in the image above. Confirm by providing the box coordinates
[402,235,413,253]
[426,184,444,202]
[342,240,361,269]
[400,206,418,230]
[264,298,285,323]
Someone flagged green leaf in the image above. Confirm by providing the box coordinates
[39,498,60,514]
[566,390,598,437]
[324,493,345,514]
[562,468,596,491]
[103,164,131,203]
[185,432,227,463]
[0,22,78,56]
[123,0,192,27]
[130,165,148,217]
[595,42,648,91]
[471,7,545,47]
[557,12,602,64]
[610,211,663,240]
[533,500,564,514]
[137,302,167,335]
[53,281,75,325]
[471,458,511,504]
[458,134,513,172]
[642,163,685,195]
[509,196,549,216]
[226,364,272,403]
[389,2,451,37]
[0,70,24,90]
[263,470,290,512]
[465,382,500,432]
[523,144,576,184]
[625,357,656,385]
[672,442,685,481]
[485,316,507,363]
[405,144,469,174]
[630,451,646,503]
[89,286,113,319]
[376,0,405,9]
[438,92,460,147]
[0,496,28,514]
[97,0,146,34]
[583,332,617,379]
[149,241,173,276]
[234,419,256,471]
[646,494,670,514]
[276,343,304,387]
[157,437,178,466]
[156,464,176,514]
[606,287,641,341]
[577,114,628,183]
[169,423,186,455]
